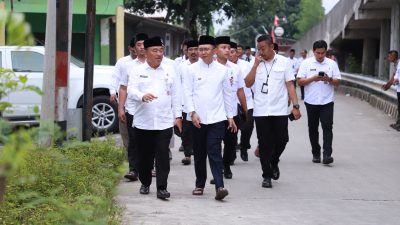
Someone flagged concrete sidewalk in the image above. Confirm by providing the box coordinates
[116,94,400,225]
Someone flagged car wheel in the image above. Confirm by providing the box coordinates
[91,95,118,134]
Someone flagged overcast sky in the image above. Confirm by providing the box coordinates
[214,0,340,32]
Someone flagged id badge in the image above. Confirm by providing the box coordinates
[261,83,268,94]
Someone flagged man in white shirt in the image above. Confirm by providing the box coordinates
[127,36,183,199]
[177,40,199,165]
[288,49,298,81]
[110,33,148,181]
[245,35,301,188]
[382,50,400,131]
[214,36,247,179]
[183,35,236,200]
[174,40,188,65]
[296,49,308,100]
[243,46,255,62]
[229,41,254,162]
[297,40,341,165]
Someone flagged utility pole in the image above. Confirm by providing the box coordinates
[82,0,96,141]
[41,0,72,145]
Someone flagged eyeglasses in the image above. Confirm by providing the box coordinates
[198,48,213,52]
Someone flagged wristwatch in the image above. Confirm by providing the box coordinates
[293,104,300,109]
[176,117,183,119]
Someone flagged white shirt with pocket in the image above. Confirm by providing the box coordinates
[121,58,145,115]
[127,62,182,130]
[253,54,294,117]
[297,57,341,105]
[183,59,234,124]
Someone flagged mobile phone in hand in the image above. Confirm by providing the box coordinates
[288,113,295,121]
[318,71,325,77]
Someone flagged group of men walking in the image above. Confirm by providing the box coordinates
[109,32,342,201]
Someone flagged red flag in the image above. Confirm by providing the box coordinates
[274,15,279,26]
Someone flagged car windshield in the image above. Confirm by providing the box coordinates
[71,55,84,68]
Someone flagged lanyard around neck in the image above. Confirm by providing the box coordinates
[262,58,277,85]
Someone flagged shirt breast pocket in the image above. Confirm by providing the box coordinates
[138,79,152,92]
[272,67,285,80]
[194,75,205,90]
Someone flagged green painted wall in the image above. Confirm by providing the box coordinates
[5,0,123,15]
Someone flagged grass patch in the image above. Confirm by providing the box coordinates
[0,138,125,225]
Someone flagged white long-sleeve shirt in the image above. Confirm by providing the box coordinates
[109,55,134,95]
[120,58,145,115]
[183,59,234,124]
[127,62,182,130]
[218,60,245,117]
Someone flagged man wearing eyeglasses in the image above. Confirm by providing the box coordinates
[183,35,236,200]
[245,35,301,189]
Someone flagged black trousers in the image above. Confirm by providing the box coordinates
[223,116,239,168]
[182,112,194,157]
[305,102,334,158]
[192,121,225,189]
[255,116,288,178]
[397,92,400,124]
[126,112,138,172]
[239,109,254,150]
[135,127,172,190]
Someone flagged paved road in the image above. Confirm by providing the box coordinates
[117,93,400,225]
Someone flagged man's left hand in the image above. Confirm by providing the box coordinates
[291,108,301,120]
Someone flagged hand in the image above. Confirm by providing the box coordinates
[227,118,237,133]
[291,108,301,120]
[142,93,157,103]
[191,113,201,128]
[314,75,323,82]
[174,118,183,133]
[253,53,263,67]
[110,94,117,104]
[382,82,391,91]
[321,75,331,82]
[118,107,126,123]
[394,79,399,85]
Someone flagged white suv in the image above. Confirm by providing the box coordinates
[0,46,118,134]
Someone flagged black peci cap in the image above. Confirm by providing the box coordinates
[215,36,230,45]
[130,33,148,47]
[230,41,237,49]
[144,36,164,48]
[198,35,215,46]
[186,40,199,48]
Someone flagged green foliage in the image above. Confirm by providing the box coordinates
[0,138,125,225]
[294,0,324,39]
[0,9,35,46]
[124,0,261,38]
[345,54,362,74]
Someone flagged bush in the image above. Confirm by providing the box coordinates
[0,138,125,225]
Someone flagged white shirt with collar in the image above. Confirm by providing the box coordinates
[394,59,400,92]
[127,62,182,130]
[242,54,254,62]
[120,58,145,115]
[287,57,298,77]
[217,60,245,117]
[177,59,196,113]
[297,57,341,105]
[109,55,135,95]
[183,59,234,124]
[253,53,294,117]
[236,59,254,109]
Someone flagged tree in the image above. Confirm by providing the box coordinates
[225,0,283,47]
[124,0,256,38]
[294,0,324,39]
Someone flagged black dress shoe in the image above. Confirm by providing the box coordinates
[124,171,139,181]
[240,149,248,162]
[215,187,229,200]
[322,156,334,164]
[312,156,321,163]
[157,189,170,199]
[210,179,215,184]
[224,167,232,179]
[262,178,272,188]
[271,164,280,180]
[140,185,150,194]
